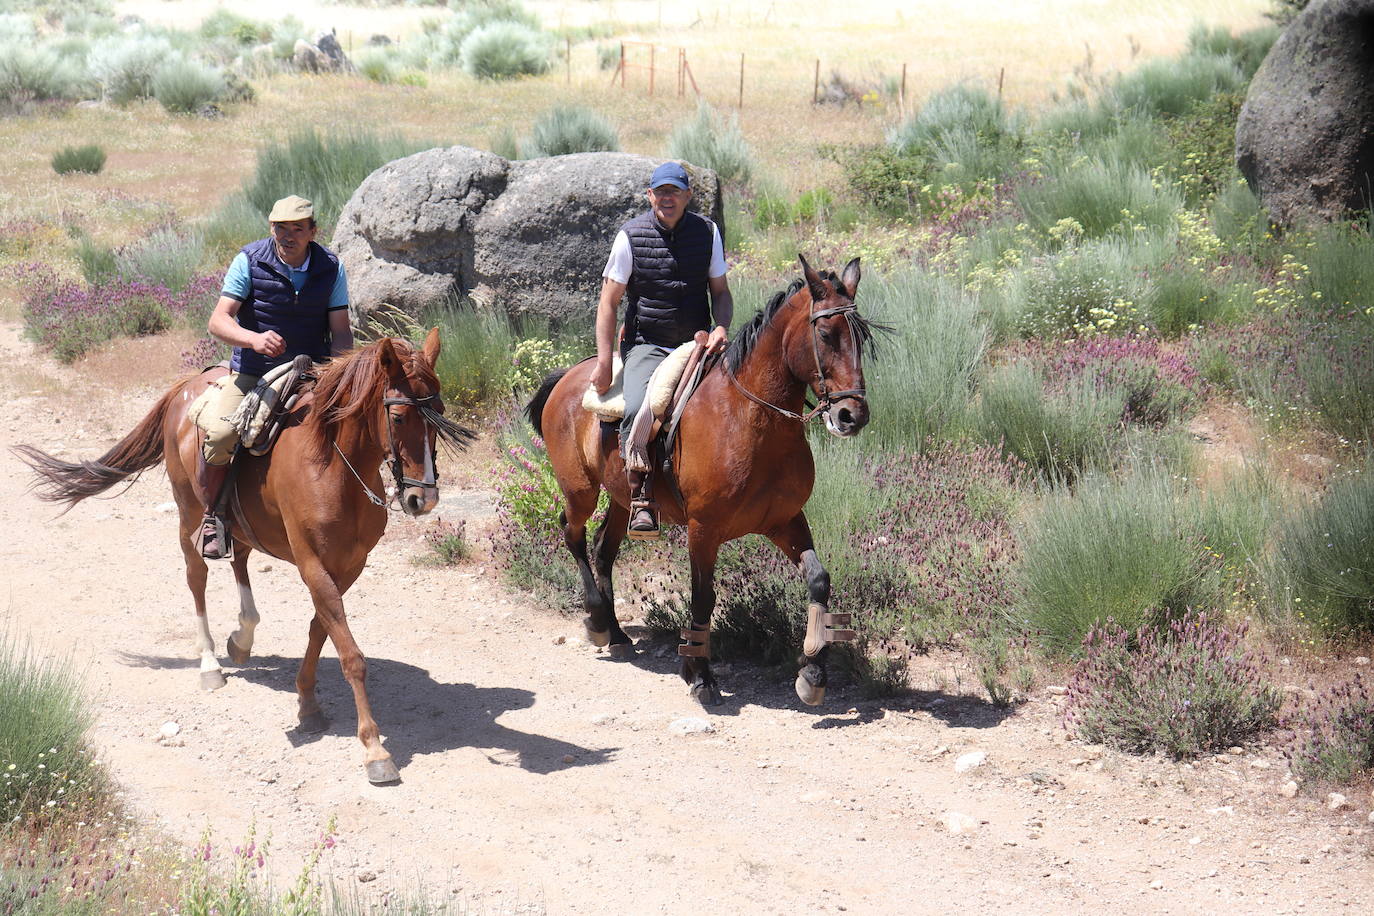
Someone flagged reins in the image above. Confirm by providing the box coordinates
[724,298,867,423]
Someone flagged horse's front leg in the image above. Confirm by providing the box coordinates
[680,526,721,706]
[296,557,397,784]
[563,494,631,653]
[225,547,259,665]
[767,513,855,706]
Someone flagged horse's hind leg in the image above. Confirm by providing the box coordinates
[225,547,259,665]
[766,513,855,707]
[295,614,330,733]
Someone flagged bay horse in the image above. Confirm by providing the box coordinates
[527,256,875,707]
[15,329,473,784]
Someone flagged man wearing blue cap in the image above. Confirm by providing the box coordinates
[592,161,733,538]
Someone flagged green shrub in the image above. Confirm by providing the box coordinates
[1063,612,1281,758]
[424,302,520,409]
[151,58,224,114]
[115,226,206,291]
[51,144,105,175]
[664,101,754,185]
[1301,224,1374,313]
[1017,156,1182,240]
[1146,264,1233,336]
[1107,52,1247,119]
[1015,467,1220,654]
[87,34,175,104]
[0,42,86,105]
[417,518,470,566]
[889,83,1018,158]
[355,46,400,84]
[1186,23,1280,78]
[820,143,924,213]
[0,631,107,824]
[1288,675,1374,786]
[239,128,433,238]
[978,362,1121,480]
[202,192,266,260]
[460,21,550,79]
[1011,236,1160,338]
[1209,179,1272,260]
[1271,464,1374,635]
[523,104,619,157]
[596,41,619,70]
[1162,92,1244,205]
[198,8,268,46]
[73,233,117,285]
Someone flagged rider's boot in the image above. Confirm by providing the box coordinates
[627,467,659,540]
[197,456,231,561]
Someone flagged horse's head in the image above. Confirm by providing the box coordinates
[375,327,454,517]
[794,255,871,438]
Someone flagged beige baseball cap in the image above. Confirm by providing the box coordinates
[268,195,314,222]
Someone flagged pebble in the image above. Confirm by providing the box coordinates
[589,713,615,726]
[552,635,566,645]
[159,721,181,738]
[939,811,979,835]
[667,717,714,736]
[1249,759,1271,769]
[1367,811,1374,825]
[1354,656,1370,666]
[1326,792,1348,811]
[1207,806,1235,817]
[561,754,575,764]
[954,751,988,773]
[1279,781,1299,799]
[1045,686,1067,696]
[1149,879,1165,890]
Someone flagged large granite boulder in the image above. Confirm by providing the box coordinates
[1235,0,1374,224]
[333,148,724,324]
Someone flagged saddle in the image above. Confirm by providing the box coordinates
[582,341,710,472]
[187,355,315,457]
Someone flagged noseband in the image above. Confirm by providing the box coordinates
[727,299,868,423]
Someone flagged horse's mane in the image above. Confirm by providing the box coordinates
[305,338,473,463]
[725,270,878,373]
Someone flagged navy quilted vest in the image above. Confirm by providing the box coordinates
[231,237,340,377]
[622,210,713,348]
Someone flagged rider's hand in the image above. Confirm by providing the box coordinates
[591,357,613,395]
[706,325,729,355]
[254,330,285,357]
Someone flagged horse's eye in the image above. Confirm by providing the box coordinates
[819,328,834,345]
[390,412,405,424]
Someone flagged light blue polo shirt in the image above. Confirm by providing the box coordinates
[222,251,350,310]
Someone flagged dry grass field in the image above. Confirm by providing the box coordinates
[0,0,1271,253]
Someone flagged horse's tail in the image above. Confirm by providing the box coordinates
[525,367,569,439]
[14,381,185,512]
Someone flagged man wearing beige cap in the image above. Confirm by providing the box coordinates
[196,194,353,558]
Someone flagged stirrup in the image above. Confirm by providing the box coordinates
[627,498,659,541]
[200,514,231,561]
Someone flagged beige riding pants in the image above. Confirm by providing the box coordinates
[198,372,260,465]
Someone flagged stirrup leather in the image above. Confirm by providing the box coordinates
[678,623,711,658]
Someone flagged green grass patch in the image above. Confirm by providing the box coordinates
[51,144,105,175]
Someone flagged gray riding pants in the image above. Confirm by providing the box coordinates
[620,343,672,452]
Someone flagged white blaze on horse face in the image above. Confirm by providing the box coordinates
[228,584,260,655]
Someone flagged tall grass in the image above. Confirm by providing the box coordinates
[87,33,174,104]
[51,144,106,175]
[460,21,550,80]
[1269,463,1374,636]
[115,225,207,292]
[1106,52,1247,119]
[523,104,619,158]
[151,58,224,114]
[236,128,436,238]
[0,632,106,825]
[861,268,987,452]
[1017,156,1183,240]
[424,302,520,410]
[665,101,755,186]
[978,362,1122,480]
[1014,466,1220,654]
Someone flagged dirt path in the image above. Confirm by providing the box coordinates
[1,323,1371,915]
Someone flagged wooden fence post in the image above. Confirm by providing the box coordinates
[566,37,571,84]
[813,59,819,104]
[739,53,745,109]
[997,66,1005,103]
[649,45,655,96]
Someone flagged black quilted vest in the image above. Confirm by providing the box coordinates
[622,210,713,349]
[231,237,340,377]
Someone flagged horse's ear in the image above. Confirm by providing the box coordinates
[840,257,861,299]
[376,338,401,378]
[421,327,441,366]
[798,253,829,303]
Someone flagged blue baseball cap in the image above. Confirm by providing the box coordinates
[649,161,690,191]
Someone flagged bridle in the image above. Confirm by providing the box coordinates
[726,297,868,423]
[333,390,441,510]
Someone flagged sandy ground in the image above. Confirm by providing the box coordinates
[2,319,1373,915]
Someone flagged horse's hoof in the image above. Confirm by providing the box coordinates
[795,672,826,707]
[690,679,722,707]
[226,637,250,666]
[583,618,611,647]
[607,641,635,660]
[297,711,330,734]
[365,759,400,785]
[200,669,227,692]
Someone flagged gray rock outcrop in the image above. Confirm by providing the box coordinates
[333,148,724,324]
[292,30,351,74]
[1235,0,1374,224]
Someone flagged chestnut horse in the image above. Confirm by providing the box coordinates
[527,256,875,707]
[15,329,472,784]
